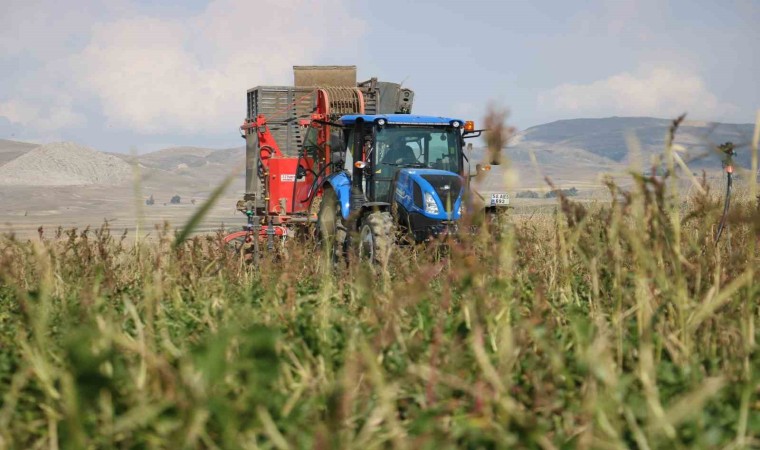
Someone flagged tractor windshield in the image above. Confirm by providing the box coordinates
[372,125,462,202]
[375,126,462,173]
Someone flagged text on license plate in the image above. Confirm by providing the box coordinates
[490,193,510,206]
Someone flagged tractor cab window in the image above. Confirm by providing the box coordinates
[303,125,346,164]
[343,129,354,171]
[427,131,458,171]
[327,127,345,168]
[372,125,462,202]
[302,126,320,159]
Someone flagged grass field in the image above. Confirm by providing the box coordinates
[1,124,759,449]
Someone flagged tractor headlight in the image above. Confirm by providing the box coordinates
[458,202,463,216]
[424,192,439,214]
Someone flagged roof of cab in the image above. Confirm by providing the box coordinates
[338,114,463,126]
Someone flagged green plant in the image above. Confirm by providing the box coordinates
[0,115,757,449]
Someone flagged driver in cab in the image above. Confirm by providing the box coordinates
[382,138,417,165]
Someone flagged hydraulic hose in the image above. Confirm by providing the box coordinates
[291,153,303,214]
[305,162,336,212]
[290,154,320,213]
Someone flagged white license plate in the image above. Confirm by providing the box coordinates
[490,193,510,206]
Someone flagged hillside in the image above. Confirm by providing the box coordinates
[471,117,755,192]
[0,142,131,186]
[137,146,244,171]
[509,117,754,167]
[3,116,749,190]
[0,143,244,238]
[0,139,37,166]
[133,146,246,193]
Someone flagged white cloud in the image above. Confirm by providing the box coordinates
[47,105,88,129]
[0,0,364,136]
[571,1,660,38]
[0,0,125,59]
[0,99,86,129]
[72,0,364,134]
[538,67,738,121]
[0,100,39,125]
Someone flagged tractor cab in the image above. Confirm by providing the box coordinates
[319,115,474,258]
[341,114,463,204]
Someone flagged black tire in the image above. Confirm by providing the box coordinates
[223,232,256,263]
[226,235,245,253]
[317,189,347,263]
[358,211,394,266]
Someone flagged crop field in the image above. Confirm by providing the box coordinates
[1,133,759,449]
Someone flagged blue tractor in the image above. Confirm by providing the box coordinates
[317,114,486,263]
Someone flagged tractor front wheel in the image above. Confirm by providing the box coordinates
[358,211,394,267]
[317,189,347,264]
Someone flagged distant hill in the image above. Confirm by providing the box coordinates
[466,117,756,191]
[137,146,244,171]
[0,139,37,166]
[0,142,131,186]
[508,117,755,168]
[131,146,246,192]
[2,116,754,192]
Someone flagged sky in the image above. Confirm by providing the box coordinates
[0,0,758,153]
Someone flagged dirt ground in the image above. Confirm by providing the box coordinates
[0,183,246,239]
[0,165,729,240]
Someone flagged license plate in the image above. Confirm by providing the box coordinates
[490,193,510,206]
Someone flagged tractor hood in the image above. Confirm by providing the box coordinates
[401,168,464,192]
[398,168,464,220]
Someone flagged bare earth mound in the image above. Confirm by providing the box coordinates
[0,139,38,166]
[0,142,132,186]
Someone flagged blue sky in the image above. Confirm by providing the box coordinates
[0,0,757,152]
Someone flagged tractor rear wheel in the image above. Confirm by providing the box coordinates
[317,189,347,263]
[358,211,394,267]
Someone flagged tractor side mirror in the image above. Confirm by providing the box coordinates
[465,143,473,177]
